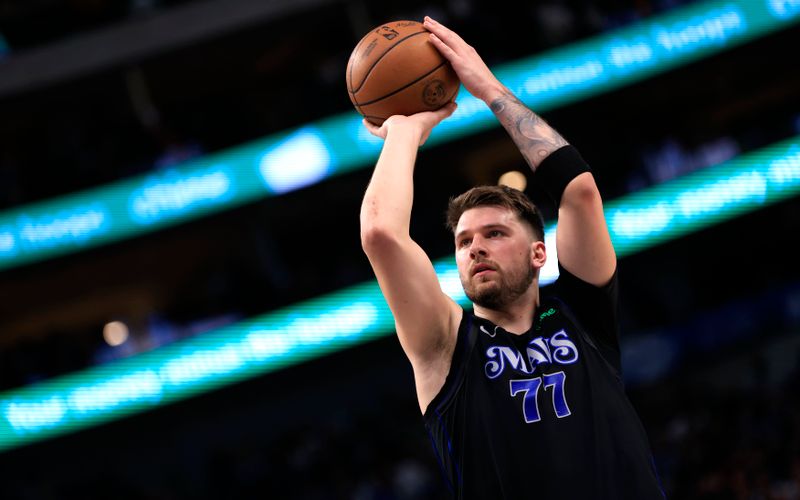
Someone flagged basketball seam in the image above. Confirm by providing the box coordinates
[347,32,373,93]
[350,29,428,96]
[356,60,448,107]
[362,72,457,124]
[445,85,459,103]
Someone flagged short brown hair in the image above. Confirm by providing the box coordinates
[446,185,545,240]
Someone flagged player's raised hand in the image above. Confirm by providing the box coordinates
[362,101,457,146]
[423,16,506,103]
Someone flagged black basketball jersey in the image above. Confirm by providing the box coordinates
[423,264,665,499]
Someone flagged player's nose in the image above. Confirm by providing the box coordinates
[469,235,488,258]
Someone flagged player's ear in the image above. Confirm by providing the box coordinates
[530,240,546,269]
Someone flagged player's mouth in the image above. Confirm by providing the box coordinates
[472,263,496,277]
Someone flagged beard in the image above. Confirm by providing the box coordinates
[461,259,536,310]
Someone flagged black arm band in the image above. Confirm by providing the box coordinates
[534,145,592,206]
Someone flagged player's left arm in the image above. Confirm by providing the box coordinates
[555,172,617,286]
[425,15,616,285]
[490,93,616,286]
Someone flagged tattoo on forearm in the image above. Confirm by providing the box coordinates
[490,93,569,171]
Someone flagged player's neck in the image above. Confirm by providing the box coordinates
[474,283,540,335]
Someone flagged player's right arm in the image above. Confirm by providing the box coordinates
[360,105,462,412]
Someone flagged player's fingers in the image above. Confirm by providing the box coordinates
[440,101,458,117]
[424,17,465,48]
[362,118,385,138]
[426,102,457,127]
[428,33,457,60]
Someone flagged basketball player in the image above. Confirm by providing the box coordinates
[360,16,665,499]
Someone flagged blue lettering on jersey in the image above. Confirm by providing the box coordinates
[484,329,578,379]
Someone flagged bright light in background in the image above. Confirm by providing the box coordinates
[259,128,330,193]
[103,321,129,347]
[498,171,528,191]
[18,205,109,249]
[540,230,560,286]
[0,229,15,255]
[129,167,233,225]
[768,0,800,19]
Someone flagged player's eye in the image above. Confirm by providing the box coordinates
[458,238,471,248]
[488,230,502,238]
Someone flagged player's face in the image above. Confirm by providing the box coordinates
[454,206,538,309]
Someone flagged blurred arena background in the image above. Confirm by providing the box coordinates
[0,0,799,498]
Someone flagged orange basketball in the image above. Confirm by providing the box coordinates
[346,20,460,126]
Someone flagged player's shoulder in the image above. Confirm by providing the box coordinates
[547,262,618,300]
